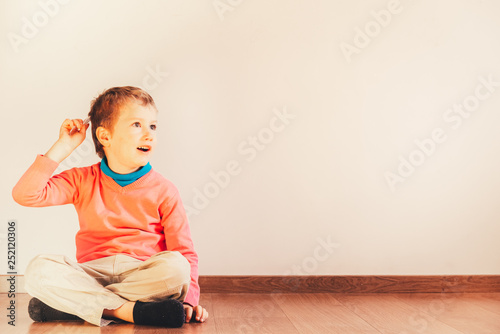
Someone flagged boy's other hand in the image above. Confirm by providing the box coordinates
[183,304,208,323]
[45,118,90,163]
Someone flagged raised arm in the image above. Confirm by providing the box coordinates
[12,118,89,206]
[45,118,90,163]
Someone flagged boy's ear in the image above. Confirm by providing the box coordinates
[96,127,111,147]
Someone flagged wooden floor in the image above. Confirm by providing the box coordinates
[1,292,499,333]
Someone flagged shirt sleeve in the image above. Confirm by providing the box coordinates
[12,155,78,207]
[160,187,200,307]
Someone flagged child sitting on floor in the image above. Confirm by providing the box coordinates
[12,86,208,327]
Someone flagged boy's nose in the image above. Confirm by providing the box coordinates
[143,128,155,140]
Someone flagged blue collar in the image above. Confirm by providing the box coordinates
[100,157,152,187]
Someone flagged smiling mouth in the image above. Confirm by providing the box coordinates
[137,146,151,152]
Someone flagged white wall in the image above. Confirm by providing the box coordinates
[1,0,500,276]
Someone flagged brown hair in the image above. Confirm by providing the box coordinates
[88,86,157,158]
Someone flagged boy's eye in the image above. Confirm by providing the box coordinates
[150,124,157,131]
[132,122,141,127]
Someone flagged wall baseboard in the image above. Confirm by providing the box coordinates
[2,275,500,294]
[198,275,500,293]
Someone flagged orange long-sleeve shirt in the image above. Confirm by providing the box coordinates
[12,154,200,306]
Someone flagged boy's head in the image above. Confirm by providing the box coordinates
[88,86,158,173]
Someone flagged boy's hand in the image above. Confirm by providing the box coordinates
[45,118,90,163]
[61,118,89,141]
[183,304,208,323]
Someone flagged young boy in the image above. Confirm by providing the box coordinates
[12,86,208,327]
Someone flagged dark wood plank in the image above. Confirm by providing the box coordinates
[215,317,300,334]
[4,292,500,334]
[211,293,299,334]
[273,293,381,334]
[396,293,500,334]
[463,293,500,316]
[199,275,500,293]
[336,294,464,334]
[210,293,287,318]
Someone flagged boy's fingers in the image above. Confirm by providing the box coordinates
[183,305,209,323]
[197,308,206,322]
[76,119,90,132]
[74,119,84,131]
[194,306,208,322]
[61,120,74,135]
[62,119,72,129]
[196,306,203,321]
[184,306,193,322]
[65,119,88,135]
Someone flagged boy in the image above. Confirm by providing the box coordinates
[12,86,208,327]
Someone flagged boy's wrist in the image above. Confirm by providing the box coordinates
[45,139,74,163]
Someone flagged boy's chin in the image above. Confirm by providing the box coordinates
[136,156,152,166]
[135,160,150,167]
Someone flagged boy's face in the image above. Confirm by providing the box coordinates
[99,101,158,174]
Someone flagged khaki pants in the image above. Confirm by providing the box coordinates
[24,251,191,326]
